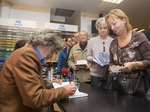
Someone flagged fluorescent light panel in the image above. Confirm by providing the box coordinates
[103,0,124,4]
[138,29,145,32]
[133,28,138,31]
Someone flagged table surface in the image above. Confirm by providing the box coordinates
[58,83,150,112]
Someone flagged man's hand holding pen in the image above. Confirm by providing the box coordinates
[64,83,76,96]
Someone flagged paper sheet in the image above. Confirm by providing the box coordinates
[110,66,123,73]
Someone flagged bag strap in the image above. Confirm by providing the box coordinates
[117,41,119,65]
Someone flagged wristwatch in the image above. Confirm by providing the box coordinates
[133,62,138,70]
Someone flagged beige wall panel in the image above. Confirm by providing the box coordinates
[11,5,50,13]
[81,12,99,18]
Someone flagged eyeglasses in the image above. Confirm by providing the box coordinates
[74,36,79,38]
[103,42,105,52]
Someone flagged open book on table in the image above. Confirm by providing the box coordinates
[52,82,88,99]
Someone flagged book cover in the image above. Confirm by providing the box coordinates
[93,52,110,66]
[75,60,87,66]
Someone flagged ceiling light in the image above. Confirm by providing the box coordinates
[103,0,124,4]
[138,29,145,32]
[133,28,138,31]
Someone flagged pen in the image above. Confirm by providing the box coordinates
[68,75,71,84]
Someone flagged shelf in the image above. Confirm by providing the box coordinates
[0,25,37,71]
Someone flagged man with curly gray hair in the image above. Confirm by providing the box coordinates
[0,28,76,112]
[27,28,64,61]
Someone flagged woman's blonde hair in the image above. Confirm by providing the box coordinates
[105,9,132,32]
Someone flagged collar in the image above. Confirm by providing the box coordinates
[79,41,87,50]
[33,46,44,63]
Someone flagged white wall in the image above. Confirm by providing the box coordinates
[1,6,10,18]
[0,3,99,33]
[10,9,50,29]
[0,2,50,29]
[73,11,81,31]
[80,16,97,35]
[0,5,2,17]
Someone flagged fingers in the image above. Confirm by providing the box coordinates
[52,79,62,84]
[54,75,61,79]
[57,79,62,84]
[120,67,131,72]
[70,88,76,96]
[64,83,76,96]
[121,62,133,72]
[70,87,76,95]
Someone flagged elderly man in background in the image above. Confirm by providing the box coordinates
[0,29,76,112]
[68,30,91,83]
[73,32,80,44]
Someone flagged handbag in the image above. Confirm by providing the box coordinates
[106,42,150,97]
[117,73,147,97]
[106,70,149,97]
[105,74,118,91]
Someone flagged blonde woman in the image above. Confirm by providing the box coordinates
[105,9,150,97]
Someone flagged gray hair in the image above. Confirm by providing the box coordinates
[95,17,107,30]
[27,28,64,51]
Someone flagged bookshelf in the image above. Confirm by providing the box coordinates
[0,25,37,71]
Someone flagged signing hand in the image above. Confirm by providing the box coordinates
[64,83,76,96]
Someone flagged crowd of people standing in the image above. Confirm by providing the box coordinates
[0,8,150,112]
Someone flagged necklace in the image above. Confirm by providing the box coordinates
[102,42,105,52]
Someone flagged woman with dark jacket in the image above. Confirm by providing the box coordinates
[105,9,150,97]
